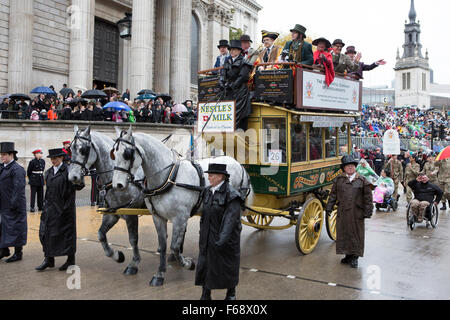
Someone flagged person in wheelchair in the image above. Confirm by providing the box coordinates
[408,173,443,223]
[373,170,397,211]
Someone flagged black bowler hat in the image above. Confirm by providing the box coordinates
[47,148,66,159]
[345,46,357,54]
[217,39,230,49]
[205,163,230,177]
[332,39,346,47]
[240,34,253,43]
[0,142,17,154]
[340,155,359,170]
[312,37,332,49]
[229,40,243,51]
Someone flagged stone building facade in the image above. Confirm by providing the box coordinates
[0,0,262,102]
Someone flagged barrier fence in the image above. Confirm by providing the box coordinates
[352,136,449,153]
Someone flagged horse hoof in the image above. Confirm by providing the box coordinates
[167,253,176,263]
[149,276,164,287]
[123,267,138,276]
[116,251,125,264]
[188,260,196,271]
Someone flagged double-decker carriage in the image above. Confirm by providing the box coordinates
[197,63,362,254]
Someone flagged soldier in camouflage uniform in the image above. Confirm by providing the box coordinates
[422,154,439,185]
[436,158,450,210]
[404,156,421,203]
[385,155,403,200]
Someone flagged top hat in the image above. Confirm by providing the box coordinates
[229,39,243,51]
[312,37,332,49]
[217,39,230,49]
[332,39,346,47]
[290,24,307,36]
[345,46,357,54]
[205,163,230,177]
[240,34,253,43]
[261,30,279,42]
[47,148,66,159]
[0,142,17,154]
[340,155,359,170]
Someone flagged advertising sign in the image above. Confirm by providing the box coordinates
[197,101,236,133]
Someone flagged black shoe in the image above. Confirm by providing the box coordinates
[91,202,96,207]
[30,208,35,213]
[59,261,75,271]
[5,252,22,263]
[200,287,212,300]
[350,256,359,268]
[0,248,11,260]
[35,258,55,271]
[440,204,447,211]
[341,255,352,264]
[225,295,236,300]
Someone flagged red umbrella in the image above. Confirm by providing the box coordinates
[435,146,450,161]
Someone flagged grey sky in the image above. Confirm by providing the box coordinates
[256,0,449,88]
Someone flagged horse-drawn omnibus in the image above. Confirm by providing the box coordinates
[198,63,362,254]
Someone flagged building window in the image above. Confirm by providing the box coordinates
[309,127,323,161]
[291,122,307,163]
[191,14,200,85]
[422,73,426,91]
[403,72,411,90]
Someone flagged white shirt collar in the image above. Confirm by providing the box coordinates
[211,181,225,194]
[53,162,63,175]
[4,159,14,167]
[347,173,357,182]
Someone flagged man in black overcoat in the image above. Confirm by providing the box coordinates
[35,148,84,272]
[195,163,244,300]
[27,149,45,212]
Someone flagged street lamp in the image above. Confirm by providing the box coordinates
[117,13,132,39]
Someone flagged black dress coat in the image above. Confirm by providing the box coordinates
[195,181,243,289]
[27,158,45,186]
[39,163,82,257]
[0,161,27,248]
[219,55,252,129]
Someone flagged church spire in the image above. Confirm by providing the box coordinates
[409,0,417,23]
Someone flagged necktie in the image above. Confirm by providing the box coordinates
[264,48,270,62]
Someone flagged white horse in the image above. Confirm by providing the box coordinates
[111,127,253,286]
[68,126,146,275]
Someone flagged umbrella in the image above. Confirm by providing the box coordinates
[60,88,75,98]
[9,93,31,101]
[81,89,108,99]
[435,146,450,161]
[103,87,119,94]
[0,94,10,102]
[102,101,131,112]
[137,94,157,100]
[30,86,55,95]
[138,89,156,96]
[156,93,172,102]
[172,103,188,113]
[67,98,88,106]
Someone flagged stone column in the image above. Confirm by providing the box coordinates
[170,0,192,103]
[68,0,95,92]
[8,0,33,94]
[129,0,155,100]
[154,0,171,94]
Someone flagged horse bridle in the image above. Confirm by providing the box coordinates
[110,131,144,182]
[70,131,93,175]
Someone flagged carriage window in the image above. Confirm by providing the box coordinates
[339,125,349,156]
[262,118,286,164]
[291,123,307,163]
[309,127,323,161]
[325,128,338,158]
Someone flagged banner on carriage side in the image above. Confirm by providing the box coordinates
[198,75,221,103]
[197,101,236,133]
[300,69,361,112]
[254,69,294,104]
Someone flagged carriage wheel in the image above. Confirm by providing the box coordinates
[430,204,439,228]
[295,198,324,255]
[246,214,274,230]
[325,205,337,241]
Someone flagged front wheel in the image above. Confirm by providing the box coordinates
[325,205,337,241]
[295,198,324,255]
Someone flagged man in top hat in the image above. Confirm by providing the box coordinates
[312,37,335,86]
[326,156,373,268]
[62,140,72,163]
[214,40,231,69]
[240,34,260,65]
[27,149,46,213]
[0,142,27,263]
[257,31,283,70]
[195,163,244,300]
[219,39,253,131]
[35,148,84,272]
[331,39,359,74]
[280,24,314,66]
[345,46,386,80]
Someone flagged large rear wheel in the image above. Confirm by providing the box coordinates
[325,205,338,241]
[295,198,324,255]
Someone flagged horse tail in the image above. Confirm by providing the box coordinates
[239,164,254,209]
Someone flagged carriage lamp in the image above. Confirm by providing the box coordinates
[117,13,132,39]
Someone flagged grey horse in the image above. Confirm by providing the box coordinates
[68,125,146,275]
[111,127,253,286]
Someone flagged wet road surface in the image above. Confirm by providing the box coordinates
[1,191,449,300]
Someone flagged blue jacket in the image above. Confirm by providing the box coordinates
[214,54,231,68]
[0,161,27,247]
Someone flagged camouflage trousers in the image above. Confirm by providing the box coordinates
[438,182,450,203]
[405,186,414,203]
[393,179,400,199]
[410,199,430,222]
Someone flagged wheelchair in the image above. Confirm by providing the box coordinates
[375,194,398,212]
[406,200,439,230]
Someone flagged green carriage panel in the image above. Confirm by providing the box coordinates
[290,165,342,194]
[244,164,289,196]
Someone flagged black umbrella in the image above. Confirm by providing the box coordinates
[156,93,172,102]
[60,88,75,98]
[67,98,88,106]
[138,89,156,96]
[81,89,107,99]
[9,93,31,101]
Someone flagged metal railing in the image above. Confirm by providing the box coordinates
[352,136,449,152]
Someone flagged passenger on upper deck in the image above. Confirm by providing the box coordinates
[331,39,359,74]
[312,37,335,86]
[345,46,386,80]
[279,24,314,66]
[256,31,283,71]
[214,40,231,69]
[240,34,260,65]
